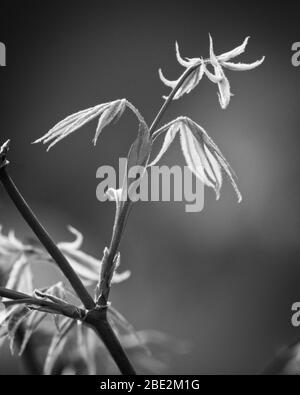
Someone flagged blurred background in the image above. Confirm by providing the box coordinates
[0,0,300,374]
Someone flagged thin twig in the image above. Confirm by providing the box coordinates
[0,166,94,311]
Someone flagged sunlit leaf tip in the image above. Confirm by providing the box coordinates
[33,99,147,151]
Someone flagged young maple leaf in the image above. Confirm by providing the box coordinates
[159,36,265,108]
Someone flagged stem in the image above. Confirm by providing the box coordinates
[149,64,200,134]
[0,64,200,376]
[98,64,200,306]
[0,287,31,301]
[85,308,136,375]
[0,287,84,319]
[108,200,132,262]
[261,336,300,375]
[0,167,95,310]
[0,146,134,375]
[0,287,78,375]
[0,288,42,374]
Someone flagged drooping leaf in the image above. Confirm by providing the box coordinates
[7,306,31,354]
[0,305,13,348]
[93,100,126,145]
[96,249,121,302]
[158,36,264,107]
[149,122,179,166]
[150,117,242,202]
[44,317,75,375]
[209,35,232,109]
[33,104,109,151]
[120,329,190,374]
[189,120,242,202]
[33,99,148,151]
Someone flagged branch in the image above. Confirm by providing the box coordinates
[0,64,200,375]
[84,307,136,375]
[0,287,85,320]
[0,153,94,310]
[149,64,200,134]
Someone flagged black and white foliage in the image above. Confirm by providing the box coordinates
[0,36,264,375]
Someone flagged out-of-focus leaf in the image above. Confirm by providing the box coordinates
[56,226,129,287]
[208,35,232,109]
[221,58,265,71]
[108,306,150,355]
[0,140,10,169]
[44,317,75,375]
[123,329,190,354]
[57,228,100,286]
[93,100,126,145]
[262,340,300,375]
[18,311,48,356]
[7,306,31,354]
[76,322,97,375]
[0,305,12,348]
[159,42,203,100]
[4,254,31,294]
[121,330,190,374]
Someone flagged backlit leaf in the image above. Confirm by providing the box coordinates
[44,317,75,375]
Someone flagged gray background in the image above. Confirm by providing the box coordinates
[0,0,300,374]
